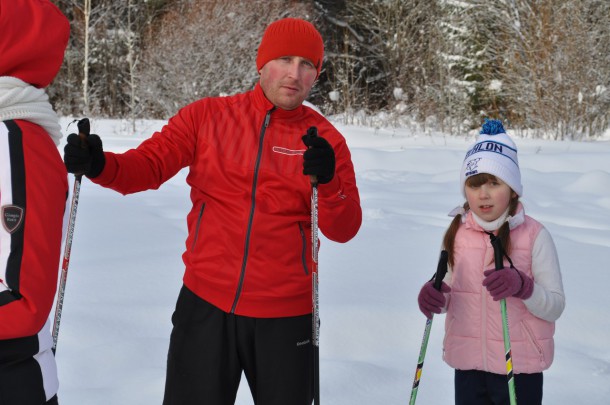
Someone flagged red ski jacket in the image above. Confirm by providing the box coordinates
[0,1,69,400]
[0,120,67,345]
[93,83,362,317]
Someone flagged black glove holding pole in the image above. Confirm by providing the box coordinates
[63,118,105,178]
[302,126,335,185]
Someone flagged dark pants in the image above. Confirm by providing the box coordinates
[163,285,313,405]
[0,358,58,405]
[455,369,543,405]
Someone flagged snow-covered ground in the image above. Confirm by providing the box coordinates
[54,117,610,404]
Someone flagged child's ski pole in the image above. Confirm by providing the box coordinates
[409,250,449,404]
[52,118,89,352]
[489,234,518,405]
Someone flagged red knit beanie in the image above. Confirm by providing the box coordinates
[256,18,324,77]
[0,0,70,88]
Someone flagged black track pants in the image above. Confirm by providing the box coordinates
[455,369,543,405]
[163,285,313,405]
[0,358,58,405]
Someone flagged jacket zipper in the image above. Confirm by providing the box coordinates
[230,109,274,313]
[190,203,206,252]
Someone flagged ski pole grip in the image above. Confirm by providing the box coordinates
[77,118,90,147]
[306,126,318,186]
[433,250,449,290]
[490,234,504,270]
[72,118,91,179]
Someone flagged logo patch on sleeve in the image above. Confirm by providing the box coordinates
[2,205,24,234]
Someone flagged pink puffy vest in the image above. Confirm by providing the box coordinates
[443,212,555,374]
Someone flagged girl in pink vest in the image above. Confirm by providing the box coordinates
[417,119,565,405]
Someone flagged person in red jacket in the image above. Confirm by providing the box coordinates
[64,17,362,405]
[0,1,70,404]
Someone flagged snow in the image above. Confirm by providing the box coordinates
[54,117,610,404]
[489,79,503,92]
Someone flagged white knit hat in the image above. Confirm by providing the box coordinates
[460,119,523,197]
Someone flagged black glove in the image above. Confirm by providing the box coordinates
[302,127,335,185]
[63,119,105,178]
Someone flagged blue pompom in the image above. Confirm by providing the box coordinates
[480,119,505,135]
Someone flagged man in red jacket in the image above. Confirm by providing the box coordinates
[64,17,362,405]
[0,1,70,404]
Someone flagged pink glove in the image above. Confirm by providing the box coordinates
[418,280,451,319]
[482,267,534,301]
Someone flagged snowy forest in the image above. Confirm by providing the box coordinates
[49,0,610,140]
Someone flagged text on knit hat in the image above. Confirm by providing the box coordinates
[460,119,523,197]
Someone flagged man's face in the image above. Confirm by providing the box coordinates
[259,56,318,110]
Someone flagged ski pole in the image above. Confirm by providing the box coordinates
[489,233,518,405]
[52,118,90,352]
[409,250,449,405]
[306,126,321,405]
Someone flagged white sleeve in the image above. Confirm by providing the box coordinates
[523,227,565,322]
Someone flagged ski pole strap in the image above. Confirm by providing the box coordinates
[486,232,515,269]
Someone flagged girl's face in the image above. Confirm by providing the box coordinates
[465,174,516,222]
